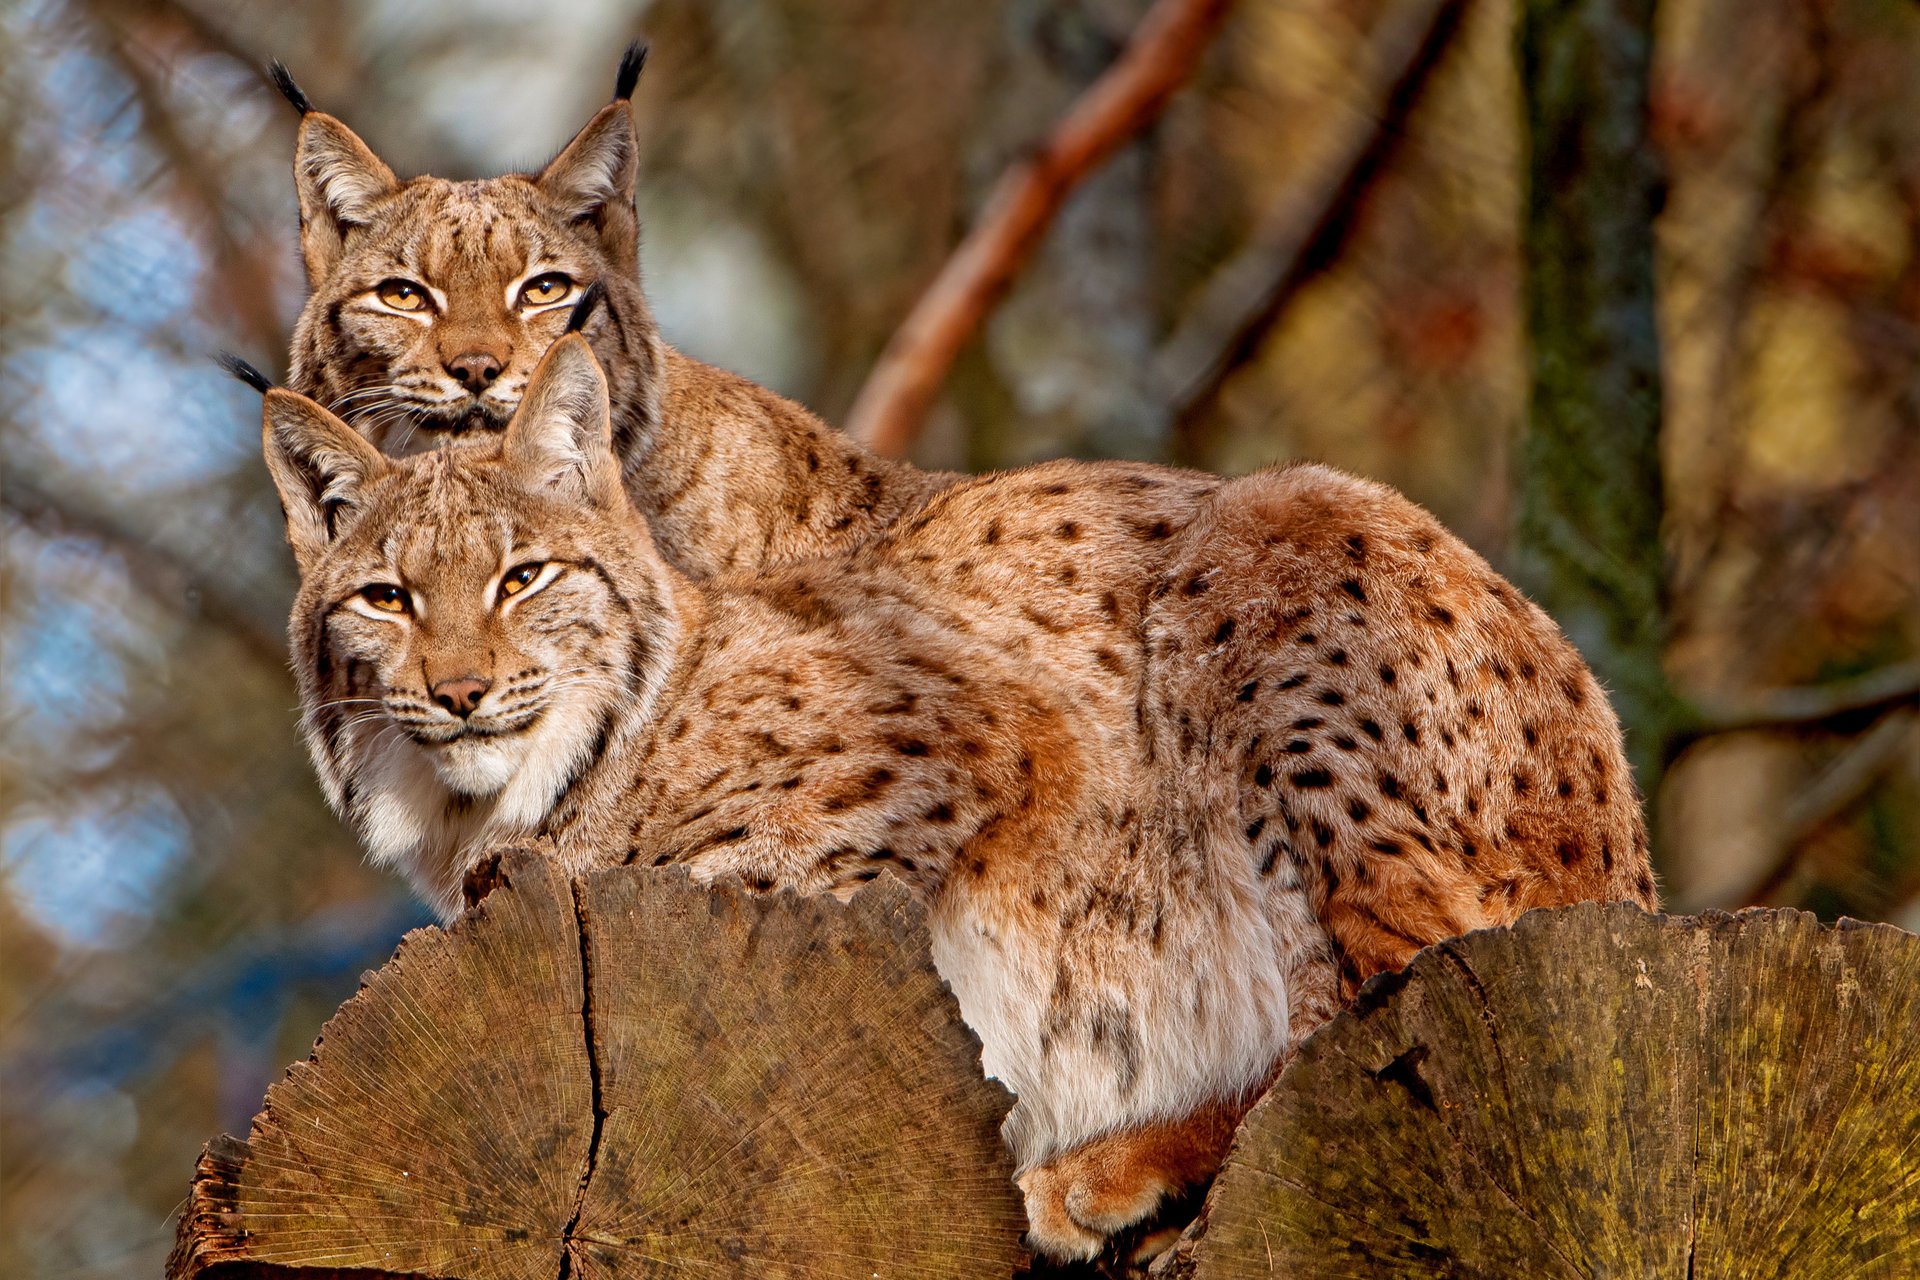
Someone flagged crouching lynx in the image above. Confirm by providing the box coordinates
[274,48,952,581]
[256,332,1654,1262]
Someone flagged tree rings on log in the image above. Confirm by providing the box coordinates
[169,856,1028,1279]
[1173,903,1920,1278]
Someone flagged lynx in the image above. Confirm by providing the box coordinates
[274,49,950,581]
[256,333,1654,1262]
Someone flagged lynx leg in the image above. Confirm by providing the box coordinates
[1017,1101,1245,1261]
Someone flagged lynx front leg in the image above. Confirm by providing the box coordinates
[1017,1101,1244,1263]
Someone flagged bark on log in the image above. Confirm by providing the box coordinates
[167,855,1028,1279]
[1165,903,1920,1277]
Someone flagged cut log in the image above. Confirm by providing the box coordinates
[1168,903,1920,1278]
[168,855,1029,1279]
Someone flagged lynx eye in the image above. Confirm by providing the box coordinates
[499,562,546,601]
[518,273,574,308]
[360,583,411,614]
[375,279,430,313]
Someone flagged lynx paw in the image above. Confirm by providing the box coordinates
[1017,1146,1173,1261]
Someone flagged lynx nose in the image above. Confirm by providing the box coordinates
[431,676,492,718]
[445,351,504,393]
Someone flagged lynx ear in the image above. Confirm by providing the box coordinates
[293,113,400,286]
[503,334,623,508]
[536,102,638,264]
[261,390,390,570]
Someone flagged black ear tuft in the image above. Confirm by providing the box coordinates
[566,280,608,334]
[613,42,648,101]
[216,351,276,395]
[267,60,314,115]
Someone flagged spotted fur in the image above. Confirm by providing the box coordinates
[281,61,951,581]
[264,334,1653,1262]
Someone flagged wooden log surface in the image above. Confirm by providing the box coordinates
[1165,903,1920,1278]
[168,855,1029,1279]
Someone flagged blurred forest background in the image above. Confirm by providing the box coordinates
[2,0,1916,1274]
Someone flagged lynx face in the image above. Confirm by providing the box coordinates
[266,335,675,908]
[286,89,662,462]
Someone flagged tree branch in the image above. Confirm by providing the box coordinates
[847,0,1235,458]
[1154,0,1472,435]
[1732,709,1915,907]
[1672,661,1920,753]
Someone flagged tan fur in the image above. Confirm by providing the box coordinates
[264,336,1653,1262]
[286,93,952,581]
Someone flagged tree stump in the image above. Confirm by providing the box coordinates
[168,856,1029,1279]
[1168,903,1920,1278]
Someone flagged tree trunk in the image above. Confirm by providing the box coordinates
[1512,0,1679,829]
[167,855,1028,1280]
[170,856,1919,1279]
[1164,902,1920,1276]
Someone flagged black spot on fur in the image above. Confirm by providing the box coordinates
[1318,689,1346,707]
[1254,763,1274,787]
[1285,739,1312,754]
[1237,680,1259,702]
[1379,664,1397,685]
[1327,648,1349,666]
[1277,673,1308,691]
[1344,535,1367,561]
[1348,799,1371,822]
[1557,839,1581,866]
[1340,578,1368,603]
[1378,773,1403,800]
[1312,820,1335,848]
[1246,816,1267,842]
[1185,575,1211,596]
[1291,768,1334,789]
[1291,717,1324,731]
[1213,618,1237,644]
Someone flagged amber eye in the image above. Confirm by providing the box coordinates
[375,279,430,312]
[360,583,411,614]
[518,273,574,308]
[499,562,545,600]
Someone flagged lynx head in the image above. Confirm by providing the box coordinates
[262,333,679,913]
[281,46,664,470]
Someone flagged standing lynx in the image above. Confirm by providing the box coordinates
[256,334,1653,1262]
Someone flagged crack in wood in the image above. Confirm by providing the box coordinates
[557,874,609,1280]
